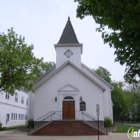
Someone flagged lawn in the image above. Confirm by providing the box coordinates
[114,124,140,133]
[0,125,25,131]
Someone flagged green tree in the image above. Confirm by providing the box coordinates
[123,90,135,113]
[75,0,140,83]
[33,61,55,79]
[93,66,112,84]
[0,28,54,95]
[124,83,140,114]
[112,82,128,120]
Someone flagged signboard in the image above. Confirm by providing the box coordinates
[80,101,86,111]
[96,104,100,116]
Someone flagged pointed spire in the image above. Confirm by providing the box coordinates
[57,17,80,44]
[68,16,70,21]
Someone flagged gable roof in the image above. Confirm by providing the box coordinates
[57,17,80,44]
[81,63,113,90]
[34,61,107,91]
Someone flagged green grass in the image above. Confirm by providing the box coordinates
[114,124,140,133]
[0,125,25,131]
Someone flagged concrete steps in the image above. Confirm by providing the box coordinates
[83,121,107,135]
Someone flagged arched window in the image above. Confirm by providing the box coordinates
[63,96,74,99]
[80,101,86,111]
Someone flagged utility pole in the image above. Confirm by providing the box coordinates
[98,114,99,140]
[96,104,100,140]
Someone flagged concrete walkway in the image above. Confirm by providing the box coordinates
[0,129,138,140]
[116,122,140,127]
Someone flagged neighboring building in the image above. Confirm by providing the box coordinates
[0,90,28,127]
[28,17,113,135]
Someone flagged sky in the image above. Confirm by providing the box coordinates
[0,0,126,82]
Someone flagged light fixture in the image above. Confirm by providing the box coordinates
[80,96,82,101]
[55,97,57,101]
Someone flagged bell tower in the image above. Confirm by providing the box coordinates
[54,17,83,68]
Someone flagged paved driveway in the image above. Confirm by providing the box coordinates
[0,130,138,140]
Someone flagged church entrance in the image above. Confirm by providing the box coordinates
[62,100,75,119]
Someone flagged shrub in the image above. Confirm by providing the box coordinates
[27,119,34,128]
[0,122,2,130]
[104,117,112,127]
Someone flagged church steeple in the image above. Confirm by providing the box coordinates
[57,17,80,44]
[54,17,83,68]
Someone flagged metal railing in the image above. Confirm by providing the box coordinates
[35,111,56,121]
[34,111,97,122]
[82,111,97,120]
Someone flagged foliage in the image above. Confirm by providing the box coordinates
[93,66,112,84]
[0,122,2,129]
[123,90,135,113]
[0,28,55,95]
[114,124,140,133]
[34,61,55,79]
[75,0,140,83]
[123,83,140,114]
[111,82,128,118]
[104,117,112,127]
[27,119,34,128]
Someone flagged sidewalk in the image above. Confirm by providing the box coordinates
[0,129,138,140]
[116,122,140,127]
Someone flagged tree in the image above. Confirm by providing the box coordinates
[0,28,54,95]
[93,66,112,84]
[124,83,140,114]
[111,82,128,121]
[75,0,140,83]
[33,61,55,79]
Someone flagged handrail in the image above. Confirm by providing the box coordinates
[33,111,56,130]
[35,111,97,121]
[82,111,97,120]
[43,112,56,121]
[82,112,107,134]
[35,111,55,121]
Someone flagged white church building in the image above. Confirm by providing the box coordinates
[28,18,113,135]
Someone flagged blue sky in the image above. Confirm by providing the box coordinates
[0,0,126,81]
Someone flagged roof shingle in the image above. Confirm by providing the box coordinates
[57,17,80,44]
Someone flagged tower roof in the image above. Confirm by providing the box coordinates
[57,17,80,44]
